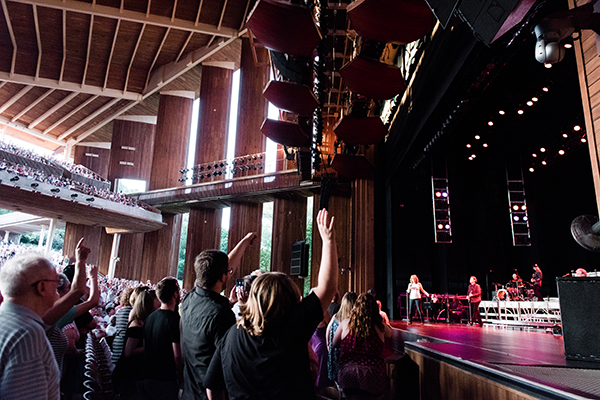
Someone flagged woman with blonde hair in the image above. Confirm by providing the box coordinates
[205,209,338,400]
[406,274,429,324]
[332,293,393,399]
[326,291,357,383]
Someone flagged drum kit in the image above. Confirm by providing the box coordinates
[493,279,534,301]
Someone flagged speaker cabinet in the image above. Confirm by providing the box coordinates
[290,240,309,277]
[556,277,600,362]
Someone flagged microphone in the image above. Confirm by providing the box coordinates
[562,272,571,277]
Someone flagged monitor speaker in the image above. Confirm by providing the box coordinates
[424,0,461,28]
[556,277,600,362]
[290,240,309,277]
[457,0,521,46]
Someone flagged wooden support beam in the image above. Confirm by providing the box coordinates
[58,97,120,140]
[1,0,17,75]
[0,85,34,114]
[218,0,228,30]
[44,95,99,135]
[28,92,78,129]
[103,19,121,90]
[124,24,146,93]
[33,5,42,80]
[11,88,55,122]
[145,27,170,90]
[82,14,95,87]
[74,100,138,142]
[0,116,65,145]
[59,9,66,83]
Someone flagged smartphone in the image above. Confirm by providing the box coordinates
[236,278,244,288]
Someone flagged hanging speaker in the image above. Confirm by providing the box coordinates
[290,240,309,277]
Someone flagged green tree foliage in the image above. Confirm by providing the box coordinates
[19,227,64,251]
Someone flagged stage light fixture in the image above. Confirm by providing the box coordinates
[564,43,573,49]
[542,87,549,92]
[466,144,471,148]
[468,157,473,160]
[488,121,494,126]
[532,153,537,157]
[471,154,476,158]
[499,110,505,115]
[529,167,535,172]
[51,188,60,193]
[558,149,565,155]
[445,224,450,229]
[574,125,581,131]
[540,147,546,152]
[437,224,444,230]
[527,101,533,106]
[442,192,448,198]
[518,110,524,115]
[435,191,441,197]
[514,216,520,221]
[582,138,587,143]
[521,205,527,211]
[542,160,547,165]
[532,97,539,102]
[513,205,519,210]
[483,143,488,147]
[563,133,568,138]
[544,63,552,69]
[474,135,480,140]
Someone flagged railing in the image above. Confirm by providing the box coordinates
[480,298,561,327]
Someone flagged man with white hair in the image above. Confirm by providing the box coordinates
[0,252,61,400]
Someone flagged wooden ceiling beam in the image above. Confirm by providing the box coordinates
[13,0,239,38]
[43,95,98,135]
[33,5,42,80]
[82,14,95,87]
[145,27,170,90]
[28,92,79,129]
[11,88,55,122]
[0,117,65,145]
[74,100,138,143]
[175,31,193,63]
[195,0,203,26]
[0,85,34,114]
[171,0,178,22]
[103,19,121,90]
[124,24,146,93]
[218,0,228,30]
[58,97,120,140]
[59,9,66,83]
[1,0,17,75]
[0,71,143,101]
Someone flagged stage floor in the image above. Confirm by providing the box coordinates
[390,320,600,399]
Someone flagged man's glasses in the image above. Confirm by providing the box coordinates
[31,279,61,287]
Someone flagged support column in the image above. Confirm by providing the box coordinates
[45,218,57,256]
[183,65,235,288]
[351,178,375,294]
[38,225,46,249]
[73,145,111,181]
[227,202,262,292]
[108,233,121,279]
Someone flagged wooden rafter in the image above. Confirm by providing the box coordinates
[104,19,121,90]
[28,92,78,129]
[0,71,142,101]
[171,0,177,22]
[33,5,42,80]
[0,85,34,114]
[13,0,238,38]
[59,9,66,83]
[124,24,146,93]
[43,95,99,135]
[0,116,65,145]
[240,0,251,30]
[146,0,151,17]
[58,98,120,140]
[1,0,17,76]
[218,0,228,30]
[11,88,55,122]
[195,0,203,26]
[176,32,193,63]
[74,100,138,142]
[82,14,95,87]
[145,27,170,90]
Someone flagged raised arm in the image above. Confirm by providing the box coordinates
[227,232,257,275]
[43,238,89,325]
[75,265,100,317]
[312,209,338,312]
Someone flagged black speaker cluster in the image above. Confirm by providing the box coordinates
[179,153,267,184]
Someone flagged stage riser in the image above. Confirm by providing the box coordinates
[480,300,561,326]
[406,349,552,400]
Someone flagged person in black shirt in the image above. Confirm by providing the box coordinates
[139,277,182,400]
[205,208,339,400]
[181,232,257,400]
[532,264,543,301]
[467,276,483,327]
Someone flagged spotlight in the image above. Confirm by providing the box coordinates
[471,154,476,158]
[474,135,480,140]
[574,125,581,131]
[521,205,527,211]
[532,97,539,102]
[435,191,442,197]
[527,101,533,106]
[523,216,528,221]
[544,63,552,69]
[532,153,537,157]
[582,138,587,143]
[514,216,520,221]
[542,160,547,165]
[518,110,524,115]
[31,183,39,188]
[499,110,505,115]
[442,192,448,198]
[540,147,546,152]
[542,87,549,92]
[483,143,488,148]
[445,224,450,230]
[71,194,78,198]
[488,121,494,126]
[468,157,473,160]
[466,144,472,148]
[558,149,565,155]
[562,133,568,138]
[564,43,573,49]
[86,197,94,202]
[529,167,535,172]
[437,224,444,230]
[513,205,519,211]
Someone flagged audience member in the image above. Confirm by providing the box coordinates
[139,277,183,400]
[0,252,61,399]
[231,274,257,319]
[332,293,393,400]
[180,232,257,400]
[112,287,135,364]
[326,292,357,383]
[204,209,338,400]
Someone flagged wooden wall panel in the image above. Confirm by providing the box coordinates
[183,207,223,290]
[227,202,262,293]
[352,178,375,294]
[63,222,103,266]
[572,0,600,212]
[149,94,193,191]
[271,195,308,293]
[107,119,156,185]
[113,233,145,281]
[195,66,233,166]
[311,191,352,295]
[98,229,113,276]
[73,145,110,180]
[234,38,269,158]
[141,213,182,283]
[407,349,538,400]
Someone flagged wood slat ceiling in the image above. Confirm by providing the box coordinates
[0,0,252,151]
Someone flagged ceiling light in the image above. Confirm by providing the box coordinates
[532,97,538,102]
[445,224,450,230]
[558,149,565,155]
[574,125,581,131]
[442,192,448,198]
[517,110,524,115]
[529,167,534,172]
[540,147,546,152]
[564,43,573,49]
[483,143,488,147]
[475,135,480,140]
[527,101,533,106]
[544,63,552,69]
[542,87,549,92]
[488,121,494,126]
[499,110,505,115]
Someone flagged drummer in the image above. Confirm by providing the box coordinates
[506,273,522,289]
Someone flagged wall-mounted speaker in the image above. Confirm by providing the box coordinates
[290,240,309,277]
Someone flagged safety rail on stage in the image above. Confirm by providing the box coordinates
[480,298,561,327]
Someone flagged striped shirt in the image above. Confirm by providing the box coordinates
[111,305,132,364]
[0,302,60,400]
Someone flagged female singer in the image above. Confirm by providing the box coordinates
[406,275,429,324]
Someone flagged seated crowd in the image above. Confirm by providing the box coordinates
[0,210,395,400]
